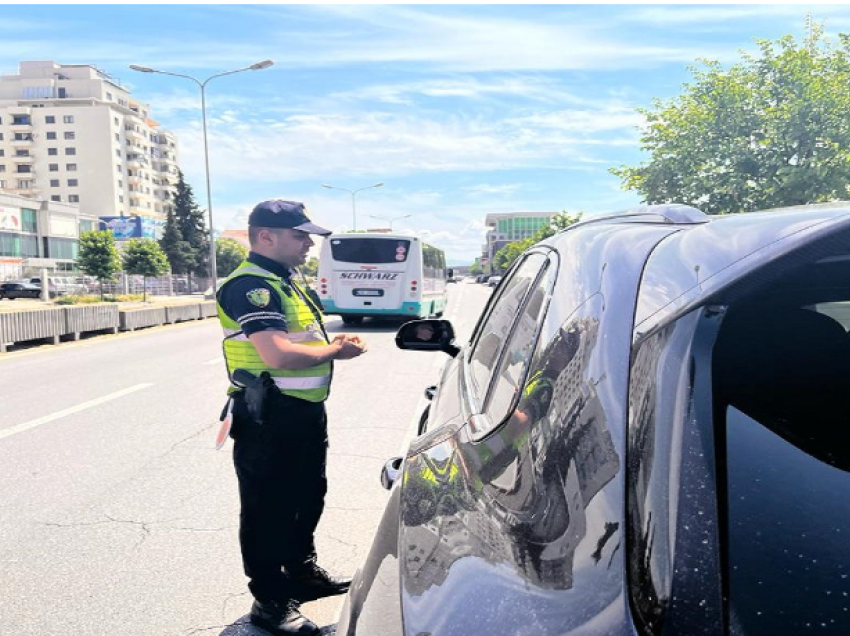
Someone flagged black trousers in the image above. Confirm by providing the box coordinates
[231,390,328,602]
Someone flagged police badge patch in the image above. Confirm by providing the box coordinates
[246,288,271,307]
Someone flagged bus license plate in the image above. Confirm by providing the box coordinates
[353,288,384,297]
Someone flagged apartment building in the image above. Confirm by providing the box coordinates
[0,60,180,231]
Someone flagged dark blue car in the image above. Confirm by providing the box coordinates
[337,203,850,636]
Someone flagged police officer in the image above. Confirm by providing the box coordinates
[216,200,366,636]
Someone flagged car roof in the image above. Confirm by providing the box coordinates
[620,203,850,339]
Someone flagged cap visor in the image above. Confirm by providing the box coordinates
[293,221,332,236]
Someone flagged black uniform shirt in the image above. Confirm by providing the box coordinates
[218,252,294,336]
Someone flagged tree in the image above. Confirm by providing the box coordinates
[77,230,121,300]
[171,170,210,280]
[159,208,195,277]
[299,256,319,278]
[122,238,170,302]
[216,237,248,277]
[611,20,850,214]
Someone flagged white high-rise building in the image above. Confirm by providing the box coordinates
[0,60,180,230]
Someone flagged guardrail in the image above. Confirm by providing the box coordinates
[0,301,218,352]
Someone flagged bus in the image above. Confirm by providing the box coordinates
[316,233,449,325]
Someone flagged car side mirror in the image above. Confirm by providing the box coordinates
[395,319,460,357]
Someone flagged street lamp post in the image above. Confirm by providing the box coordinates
[129,60,274,282]
[321,182,384,231]
[368,214,411,231]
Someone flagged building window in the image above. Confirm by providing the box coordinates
[49,163,59,172]
[45,115,55,124]
[64,131,75,140]
[68,179,78,187]
[0,165,5,173]
[115,133,120,141]
[119,195,124,203]
[16,165,32,173]
[0,180,5,188]
[116,164,122,173]
[106,92,112,100]
[50,179,60,187]
[12,115,31,125]
[65,147,76,155]
[0,150,3,157]
[0,133,3,141]
[118,180,123,188]
[66,163,77,171]
[51,195,61,202]
[115,149,121,157]
[114,117,119,125]
[46,131,57,140]
[63,115,74,124]
[69,195,80,203]
[48,148,58,156]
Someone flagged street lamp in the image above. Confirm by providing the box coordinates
[368,214,411,231]
[321,182,384,231]
[129,59,274,281]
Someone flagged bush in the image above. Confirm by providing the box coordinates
[54,293,144,305]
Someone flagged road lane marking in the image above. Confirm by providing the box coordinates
[0,383,154,442]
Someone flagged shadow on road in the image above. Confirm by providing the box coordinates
[218,616,336,635]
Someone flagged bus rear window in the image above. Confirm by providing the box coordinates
[328,238,411,264]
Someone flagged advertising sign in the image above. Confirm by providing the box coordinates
[0,206,22,232]
[99,216,159,240]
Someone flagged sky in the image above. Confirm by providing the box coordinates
[2,3,850,264]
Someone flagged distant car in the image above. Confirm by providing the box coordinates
[486,275,502,287]
[337,202,850,636]
[0,282,45,300]
[24,277,64,296]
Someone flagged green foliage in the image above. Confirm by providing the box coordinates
[122,238,170,278]
[611,20,850,214]
[159,208,195,276]
[169,170,210,277]
[216,237,248,277]
[77,230,121,300]
[122,238,170,302]
[299,256,319,278]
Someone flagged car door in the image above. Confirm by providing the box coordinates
[396,222,679,636]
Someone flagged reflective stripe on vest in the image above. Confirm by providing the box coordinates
[217,261,331,402]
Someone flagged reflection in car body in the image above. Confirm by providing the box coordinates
[338,203,850,636]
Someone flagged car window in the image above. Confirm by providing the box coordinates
[466,251,554,436]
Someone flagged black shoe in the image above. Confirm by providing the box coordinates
[289,562,351,601]
[250,599,320,636]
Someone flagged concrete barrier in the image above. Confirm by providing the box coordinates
[63,304,120,340]
[199,301,218,318]
[165,303,200,324]
[0,301,216,352]
[0,307,64,352]
[118,306,167,332]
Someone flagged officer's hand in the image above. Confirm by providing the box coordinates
[333,334,366,359]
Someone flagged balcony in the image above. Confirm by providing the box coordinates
[10,133,34,145]
[124,125,145,140]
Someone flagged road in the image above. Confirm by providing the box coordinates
[0,280,491,636]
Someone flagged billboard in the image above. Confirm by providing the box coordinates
[99,216,159,240]
[0,207,22,232]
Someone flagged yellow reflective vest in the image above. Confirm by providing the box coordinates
[217,261,331,402]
